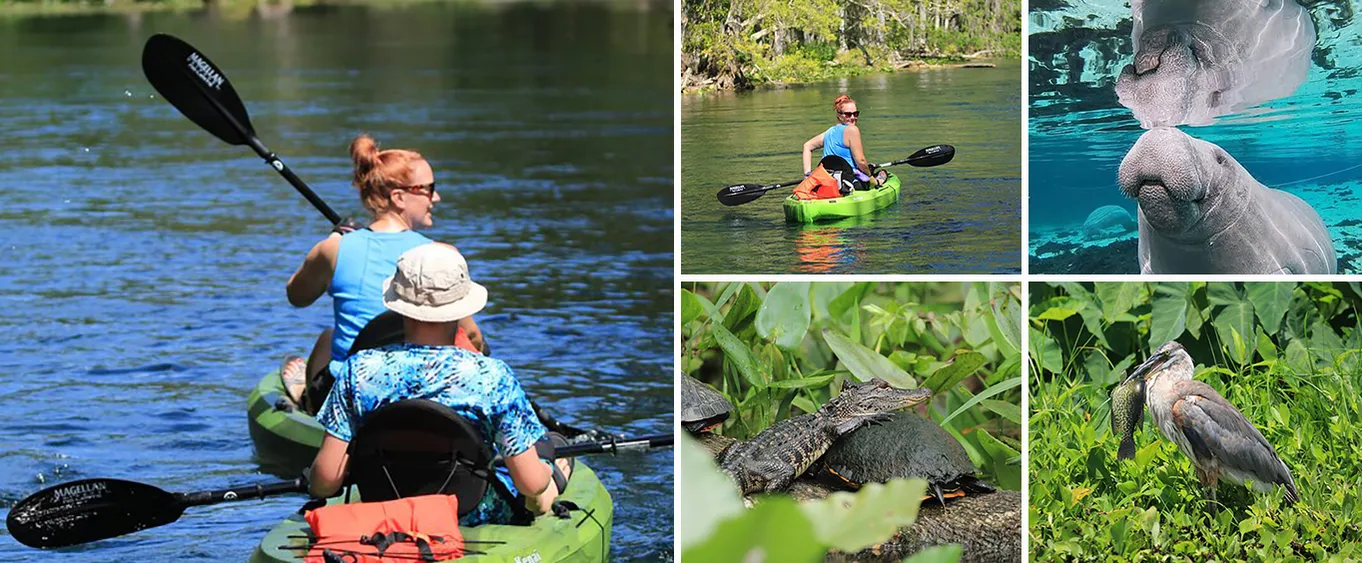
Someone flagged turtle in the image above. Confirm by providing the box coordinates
[812,411,996,506]
[681,373,738,458]
[681,372,732,433]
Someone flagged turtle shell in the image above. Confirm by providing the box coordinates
[681,373,732,433]
[814,411,993,500]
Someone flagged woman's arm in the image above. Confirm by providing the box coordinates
[802,134,824,175]
[308,433,351,497]
[843,125,877,184]
[286,236,341,307]
[505,447,556,514]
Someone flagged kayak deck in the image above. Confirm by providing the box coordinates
[247,369,324,473]
[249,463,613,563]
[782,172,902,223]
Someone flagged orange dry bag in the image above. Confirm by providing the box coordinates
[304,495,466,562]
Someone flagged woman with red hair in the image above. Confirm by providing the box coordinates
[795,94,884,200]
[282,134,483,413]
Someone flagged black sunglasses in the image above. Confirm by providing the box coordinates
[398,183,437,197]
[839,111,860,118]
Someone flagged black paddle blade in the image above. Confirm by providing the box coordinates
[6,479,184,548]
[142,34,255,146]
[716,183,768,206]
[902,144,955,167]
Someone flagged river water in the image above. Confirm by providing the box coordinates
[0,3,674,561]
[680,61,1022,274]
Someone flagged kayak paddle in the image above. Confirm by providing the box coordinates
[715,144,956,206]
[141,33,342,225]
[6,477,308,549]
[5,433,673,548]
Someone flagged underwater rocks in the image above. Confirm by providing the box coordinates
[1031,238,1140,274]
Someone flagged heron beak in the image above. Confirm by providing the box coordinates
[1131,347,1175,382]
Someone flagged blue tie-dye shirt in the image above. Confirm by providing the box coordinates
[316,343,547,527]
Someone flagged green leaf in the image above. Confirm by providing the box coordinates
[980,399,1022,424]
[723,283,761,333]
[756,282,812,351]
[681,289,705,326]
[822,329,915,387]
[975,427,1022,490]
[684,494,826,562]
[921,351,988,393]
[711,322,769,388]
[1096,282,1141,323]
[678,436,745,549]
[1036,307,1078,321]
[987,292,1022,358]
[767,374,838,389]
[1029,327,1063,375]
[1149,282,1190,347]
[829,282,876,320]
[798,478,928,553]
[939,376,1022,426]
[1246,283,1293,335]
[900,544,964,563]
[1213,300,1255,365]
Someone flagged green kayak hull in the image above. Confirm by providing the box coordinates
[783,172,902,223]
[246,370,325,473]
[249,463,613,563]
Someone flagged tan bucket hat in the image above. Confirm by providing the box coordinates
[381,244,488,322]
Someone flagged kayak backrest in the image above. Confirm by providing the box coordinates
[345,399,493,517]
[348,311,405,357]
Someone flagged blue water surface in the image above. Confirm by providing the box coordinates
[1029,0,1362,273]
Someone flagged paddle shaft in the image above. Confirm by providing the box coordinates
[554,433,673,456]
[716,144,954,207]
[176,477,307,508]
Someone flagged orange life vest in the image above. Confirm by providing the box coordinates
[453,326,477,354]
[793,164,845,200]
[304,495,466,562]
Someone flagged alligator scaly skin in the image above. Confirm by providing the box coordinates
[719,412,851,494]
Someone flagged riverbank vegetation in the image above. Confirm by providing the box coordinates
[682,0,1021,92]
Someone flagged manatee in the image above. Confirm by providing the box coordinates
[1116,0,1316,127]
[1082,205,1138,238]
[1118,127,1335,274]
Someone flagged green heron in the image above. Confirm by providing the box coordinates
[1132,341,1299,506]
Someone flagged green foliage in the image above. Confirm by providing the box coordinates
[1029,282,1362,560]
[682,0,1021,90]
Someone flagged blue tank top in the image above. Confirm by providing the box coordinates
[328,229,431,363]
[822,124,871,182]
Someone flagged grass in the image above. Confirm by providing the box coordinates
[1029,282,1362,561]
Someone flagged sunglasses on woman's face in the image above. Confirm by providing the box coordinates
[400,183,436,196]
[839,111,860,118]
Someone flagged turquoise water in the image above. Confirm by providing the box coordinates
[1029,0,1362,273]
[0,4,673,561]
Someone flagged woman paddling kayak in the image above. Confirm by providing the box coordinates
[284,134,483,414]
[795,93,886,200]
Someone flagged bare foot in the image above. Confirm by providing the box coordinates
[280,356,306,406]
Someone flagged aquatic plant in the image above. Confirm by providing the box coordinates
[1029,282,1362,560]
[680,281,1022,560]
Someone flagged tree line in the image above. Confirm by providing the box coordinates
[683,0,1021,91]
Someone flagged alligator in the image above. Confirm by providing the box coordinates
[717,378,932,495]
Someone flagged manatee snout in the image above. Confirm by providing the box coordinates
[1118,127,1212,233]
[1117,27,1227,127]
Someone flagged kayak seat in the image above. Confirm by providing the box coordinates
[348,311,406,356]
[345,399,496,518]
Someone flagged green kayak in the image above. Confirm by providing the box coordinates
[783,172,902,223]
[247,369,325,473]
[249,463,613,563]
